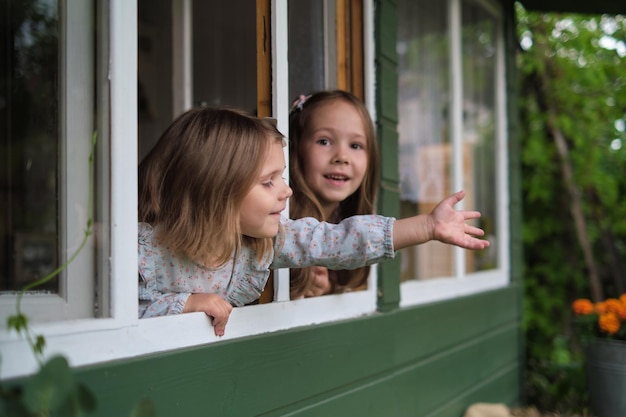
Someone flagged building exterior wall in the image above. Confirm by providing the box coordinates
[64,1,525,416]
[76,288,521,417]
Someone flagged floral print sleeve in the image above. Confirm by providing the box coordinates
[271,215,395,270]
[138,278,190,317]
[138,222,272,317]
[138,223,191,317]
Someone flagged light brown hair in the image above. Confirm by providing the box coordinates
[288,90,380,297]
[139,107,284,267]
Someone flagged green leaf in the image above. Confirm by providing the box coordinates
[33,336,46,356]
[6,314,28,333]
[75,382,97,413]
[22,355,74,414]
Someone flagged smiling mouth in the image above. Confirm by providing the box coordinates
[324,174,349,181]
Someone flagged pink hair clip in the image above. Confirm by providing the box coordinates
[290,94,311,113]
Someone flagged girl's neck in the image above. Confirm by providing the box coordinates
[323,204,341,223]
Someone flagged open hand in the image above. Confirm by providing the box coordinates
[304,266,333,297]
[429,190,490,250]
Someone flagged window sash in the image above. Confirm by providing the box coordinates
[0,0,97,322]
[398,0,509,307]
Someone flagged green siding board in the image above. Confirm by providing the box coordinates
[424,367,521,417]
[377,186,400,218]
[379,126,399,182]
[260,366,520,417]
[375,0,401,313]
[377,260,401,311]
[375,0,399,63]
[376,62,399,123]
[503,1,527,404]
[392,288,520,363]
[66,288,519,416]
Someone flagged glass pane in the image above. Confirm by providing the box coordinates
[288,0,337,98]
[138,0,257,162]
[461,0,499,272]
[138,0,174,161]
[1,0,60,293]
[193,0,257,112]
[397,0,454,281]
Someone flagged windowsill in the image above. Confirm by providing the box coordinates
[0,280,377,380]
[399,269,509,308]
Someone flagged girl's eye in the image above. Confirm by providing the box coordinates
[316,138,331,146]
[351,143,365,150]
[262,181,274,188]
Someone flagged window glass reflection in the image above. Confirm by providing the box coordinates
[1,0,59,293]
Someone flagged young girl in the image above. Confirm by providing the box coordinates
[288,90,379,298]
[138,106,489,336]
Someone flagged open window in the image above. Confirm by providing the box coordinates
[138,0,372,304]
[135,0,378,321]
[397,0,509,306]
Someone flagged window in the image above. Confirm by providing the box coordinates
[138,0,370,302]
[135,0,379,339]
[0,0,130,380]
[0,0,381,381]
[397,0,508,306]
[0,0,107,323]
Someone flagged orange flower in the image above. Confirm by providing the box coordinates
[598,312,621,335]
[572,298,594,315]
[605,298,626,320]
[573,294,626,341]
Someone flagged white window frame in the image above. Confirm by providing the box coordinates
[0,0,96,324]
[0,0,379,380]
[399,0,510,308]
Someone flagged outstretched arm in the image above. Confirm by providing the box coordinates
[392,190,490,251]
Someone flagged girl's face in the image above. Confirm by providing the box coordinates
[239,140,292,238]
[300,100,369,217]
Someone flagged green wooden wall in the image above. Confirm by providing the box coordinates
[375,0,401,313]
[75,288,521,417]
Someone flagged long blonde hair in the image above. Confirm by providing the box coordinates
[288,90,380,297]
[139,107,284,267]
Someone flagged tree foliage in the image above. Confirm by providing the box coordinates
[517,3,626,413]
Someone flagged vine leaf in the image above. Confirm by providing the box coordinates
[22,356,74,414]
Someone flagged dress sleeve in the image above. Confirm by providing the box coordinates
[270,215,396,270]
[138,223,190,317]
[138,275,190,317]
